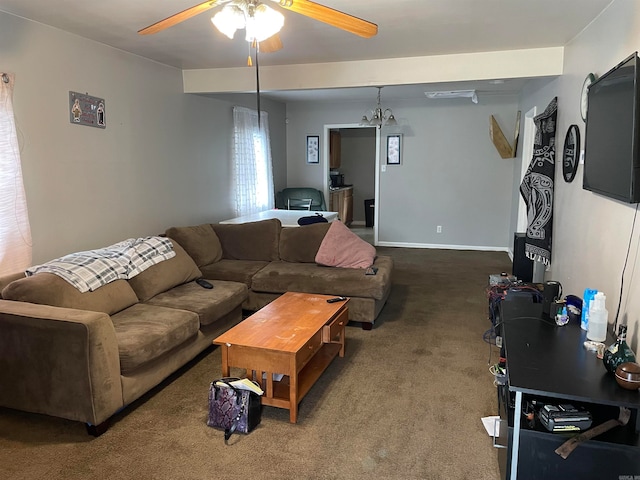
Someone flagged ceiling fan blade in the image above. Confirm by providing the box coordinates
[259,33,284,53]
[280,0,377,38]
[138,1,226,35]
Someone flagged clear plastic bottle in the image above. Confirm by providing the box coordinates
[587,292,608,342]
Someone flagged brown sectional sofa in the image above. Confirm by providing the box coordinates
[168,219,393,324]
[0,219,392,434]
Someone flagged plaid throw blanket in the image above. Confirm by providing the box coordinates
[26,236,176,292]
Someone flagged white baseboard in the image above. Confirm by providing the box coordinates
[375,241,509,252]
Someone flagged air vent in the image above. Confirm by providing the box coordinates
[424,89,478,104]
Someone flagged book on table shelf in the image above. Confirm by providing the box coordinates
[215,378,264,396]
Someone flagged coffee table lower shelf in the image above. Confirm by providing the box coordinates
[259,343,342,412]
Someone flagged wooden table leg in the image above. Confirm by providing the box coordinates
[289,357,298,423]
[220,345,230,377]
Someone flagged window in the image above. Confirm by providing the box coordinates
[0,73,32,275]
[231,106,274,217]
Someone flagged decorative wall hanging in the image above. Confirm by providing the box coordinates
[519,97,557,267]
[386,134,402,165]
[581,73,596,122]
[306,135,319,164]
[69,91,106,128]
[562,124,580,183]
[490,111,521,159]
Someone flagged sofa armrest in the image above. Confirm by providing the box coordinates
[0,300,123,426]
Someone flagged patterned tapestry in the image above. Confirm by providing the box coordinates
[519,97,558,266]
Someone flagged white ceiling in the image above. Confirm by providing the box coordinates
[0,0,613,101]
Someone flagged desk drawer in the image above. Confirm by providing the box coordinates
[296,331,323,367]
[323,309,348,343]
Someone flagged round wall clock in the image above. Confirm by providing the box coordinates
[581,73,596,122]
[563,124,580,183]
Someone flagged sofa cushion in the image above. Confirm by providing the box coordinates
[279,223,331,263]
[1,274,138,315]
[212,219,281,261]
[315,221,376,269]
[164,224,222,267]
[145,280,248,326]
[199,259,268,288]
[251,255,393,300]
[111,303,200,374]
[128,240,202,302]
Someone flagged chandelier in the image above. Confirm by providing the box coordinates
[212,1,285,43]
[360,86,398,128]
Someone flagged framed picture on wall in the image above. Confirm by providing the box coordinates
[306,135,320,164]
[387,134,402,165]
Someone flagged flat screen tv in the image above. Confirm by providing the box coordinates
[583,52,640,203]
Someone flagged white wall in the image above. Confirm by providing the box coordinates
[0,11,286,264]
[515,0,640,351]
[286,95,519,249]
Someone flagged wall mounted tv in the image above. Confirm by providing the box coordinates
[583,52,640,203]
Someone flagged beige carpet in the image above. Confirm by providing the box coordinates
[0,247,510,480]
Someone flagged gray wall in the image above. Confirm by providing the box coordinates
[1,11,286,264]
[286,95,518,249]
[514,0,639,350]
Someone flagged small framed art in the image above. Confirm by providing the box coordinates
[387,134,402,165]
[306,135,319,164]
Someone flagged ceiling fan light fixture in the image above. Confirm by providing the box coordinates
[246,4,285,43]
[211,4,245,39]
[211,2,284,44]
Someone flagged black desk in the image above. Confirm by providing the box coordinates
[498,296,640,479]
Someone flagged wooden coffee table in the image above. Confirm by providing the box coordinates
[213,292,348,423]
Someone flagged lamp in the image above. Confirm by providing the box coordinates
[360,87,397,128]
[212,1,285,43]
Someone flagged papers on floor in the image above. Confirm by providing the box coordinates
[262,372,284,382]
[215,378,264,396]
[482,415,501,437]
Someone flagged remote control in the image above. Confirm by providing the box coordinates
[326,296,347,303]
[195,278,214,289]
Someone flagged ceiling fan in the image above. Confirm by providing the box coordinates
[138,0,378,53]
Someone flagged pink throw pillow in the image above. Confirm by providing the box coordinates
[315,221,376,269]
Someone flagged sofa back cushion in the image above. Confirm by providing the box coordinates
[279,223,331,263]
[212,219,281,261]
[1,274,138,315]
[128,240,202,302]
[164,224,222,267]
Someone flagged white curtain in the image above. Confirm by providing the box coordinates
[232,106,274,217]
[0,73,32,275]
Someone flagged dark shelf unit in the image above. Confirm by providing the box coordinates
[496,295,640,480]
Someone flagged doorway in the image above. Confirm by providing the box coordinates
[322,123,380,245]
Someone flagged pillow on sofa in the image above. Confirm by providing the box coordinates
[280,223,331,263]
[1,274,138,315]
[127,240,202,302]
[315,221,376,269]
[165,224,222,267]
